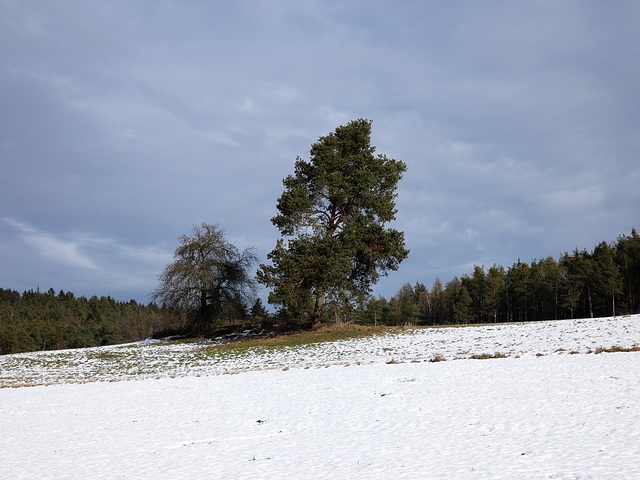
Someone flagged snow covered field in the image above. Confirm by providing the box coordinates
[1,315,640,479]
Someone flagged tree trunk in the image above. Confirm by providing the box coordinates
[311,287,325,326]
[612,289,616,318]
[199,290,208,324]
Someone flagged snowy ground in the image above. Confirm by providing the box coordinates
[1,315,640,479]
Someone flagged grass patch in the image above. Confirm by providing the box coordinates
[470,352,507,360]
[470,353,492,360]
[85,351,125,361]
[595,345,640,354]
[199,323,407,355]
[386,358,403,364]
[429,355,446,363]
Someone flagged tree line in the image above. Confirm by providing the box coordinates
[0,288,184,355]
[358,229,640,326]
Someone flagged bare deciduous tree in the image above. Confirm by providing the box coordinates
[152,223,257,327]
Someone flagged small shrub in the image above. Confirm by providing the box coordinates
[596,345,640,354]
[470,353,493,360]
[429,355,446,363]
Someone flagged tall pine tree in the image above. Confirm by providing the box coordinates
[258,119,408,326]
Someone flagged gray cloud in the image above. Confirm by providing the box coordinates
[3,218,98,270]
[1,1,638,302]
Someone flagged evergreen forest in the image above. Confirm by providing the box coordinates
[0,289,184,355]
[363,229,640,327]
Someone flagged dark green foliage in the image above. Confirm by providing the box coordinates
[390,282,428,326]
[506,260,531,322]
[321,227,639,327]
[592,241,624,317]
[616,229,640,313]
[249,298,269,321]
[486,265,506,323]
[258,119,409,325]
[0,289,182,355]
[371,227,639,326]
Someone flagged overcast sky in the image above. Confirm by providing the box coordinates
[1,1,639,305]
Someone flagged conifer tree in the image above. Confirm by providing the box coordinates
[257,119,408,325]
